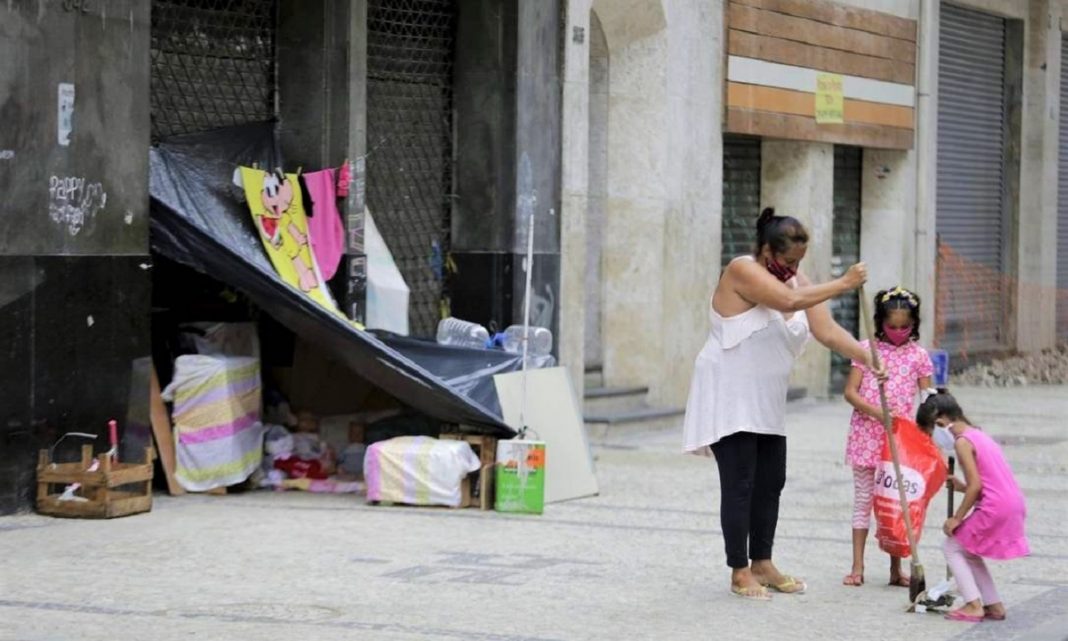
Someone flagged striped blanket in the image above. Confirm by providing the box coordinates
[365,437,480,508]
[162,355,265,492]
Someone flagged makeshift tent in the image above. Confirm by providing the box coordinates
[149,122,516,433]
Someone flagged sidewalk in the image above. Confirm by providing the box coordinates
[1,386,1065,641]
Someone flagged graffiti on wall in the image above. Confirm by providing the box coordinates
[48,175,107,236]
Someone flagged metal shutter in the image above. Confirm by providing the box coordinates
[832,146,862,391]
[150,0,278,141]
[936,3,1010,357]
[1058,36,1068,341]
[722,136,762,269]
[367,0,457,338]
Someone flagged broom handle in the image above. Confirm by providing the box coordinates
[946,456,956,580]
[859,289,923,566]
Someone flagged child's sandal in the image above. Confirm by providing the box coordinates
[842,573,864,586]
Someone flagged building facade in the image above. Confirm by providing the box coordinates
[3,0,1068,513]
[560,0,1068,408]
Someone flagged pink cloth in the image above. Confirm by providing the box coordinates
[953,427,1030,560]
[302,168,345,281]
[846,339,933,467]
[944,536,1001,604]
[852,465,876,529]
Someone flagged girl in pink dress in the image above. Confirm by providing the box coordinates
[842,287,933,587]
[917,391,1030,623]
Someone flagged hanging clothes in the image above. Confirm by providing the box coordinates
[301,167,346,281]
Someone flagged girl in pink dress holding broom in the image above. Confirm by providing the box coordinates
[917,391,1030,623]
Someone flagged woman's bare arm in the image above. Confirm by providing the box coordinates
[728,259,865,314]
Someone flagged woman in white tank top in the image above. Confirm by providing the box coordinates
[682,207,882,601]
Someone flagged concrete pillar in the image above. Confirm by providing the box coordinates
[450,0,562,345]
[0,1,152,514]
[655,0,722,407]
[913,0,939,352]
[559,0,594,398]
[1015,0,1062,352]
[598,26,669,397]
[277,0,367,324]
[861,149,914,296]
[762,140,835,397]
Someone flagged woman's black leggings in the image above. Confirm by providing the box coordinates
[711,431,787,569]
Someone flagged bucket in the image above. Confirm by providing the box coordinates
[494,439,545,514]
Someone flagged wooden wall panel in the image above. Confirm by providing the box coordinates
[727,83,914,128]
[729,3,916,64]
[732,0,917,42]
[728,29,915,84]
[727,107,914,149]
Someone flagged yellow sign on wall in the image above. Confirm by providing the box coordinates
[815,73,844,124]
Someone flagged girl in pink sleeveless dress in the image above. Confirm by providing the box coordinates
[916,392,1030,623]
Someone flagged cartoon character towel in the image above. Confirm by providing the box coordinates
[239,167,337,312]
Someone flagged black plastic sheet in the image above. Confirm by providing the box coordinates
[149,123,513,433]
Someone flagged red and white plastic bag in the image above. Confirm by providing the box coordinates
[874,417,948,558]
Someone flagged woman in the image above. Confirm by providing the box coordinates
[683,207,882,601]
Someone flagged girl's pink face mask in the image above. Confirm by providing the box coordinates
[884,324,913,346]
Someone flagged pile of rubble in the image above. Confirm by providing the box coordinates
[954,344,1068,387]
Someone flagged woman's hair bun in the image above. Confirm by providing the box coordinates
[757,207,776,230]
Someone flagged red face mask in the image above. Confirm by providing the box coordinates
[766,258,797,283]
[883,324,913,346]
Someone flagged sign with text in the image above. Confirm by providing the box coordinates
[815,73,844,124]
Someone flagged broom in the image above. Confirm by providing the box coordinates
[859,288,927,604]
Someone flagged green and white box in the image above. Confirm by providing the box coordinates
[494,439,545,514]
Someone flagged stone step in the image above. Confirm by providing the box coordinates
[584,366,604,390]
[582,385,649,414]
[584,405,685,443]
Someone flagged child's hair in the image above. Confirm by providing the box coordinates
[873,286,921,342]
[916,390,972,430]
[754,207,809,257]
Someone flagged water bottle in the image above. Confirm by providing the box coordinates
[501,325,553,356]
[436,317,490,349]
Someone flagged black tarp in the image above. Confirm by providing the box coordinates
[149,122,514,433]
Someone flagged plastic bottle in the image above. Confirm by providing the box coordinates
[501,325,553,356]
[436,317,491,349]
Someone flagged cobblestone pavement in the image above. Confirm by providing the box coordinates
[1,386,1065,641]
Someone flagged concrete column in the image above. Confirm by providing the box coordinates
[342,1,369,326]
[913,0,939,351]
[861,149,914,296]
[450,0,561,346]
[277,0,367,324]
[654,0,723,407]
[559,0,593,398]
[762,140,835,397]
[1015,0,1061,352]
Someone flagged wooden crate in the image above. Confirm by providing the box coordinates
[440,433,497,510]
[37,445,154,519]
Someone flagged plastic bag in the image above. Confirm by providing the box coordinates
[874,417,948,558]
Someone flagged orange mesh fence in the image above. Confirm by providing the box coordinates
[935,243,1068,366]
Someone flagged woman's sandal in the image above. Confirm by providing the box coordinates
[842,573,864,587]
[983,608,1006,621]
[945,610,984,623]
[762,575,806,594]
[730,584,772,601]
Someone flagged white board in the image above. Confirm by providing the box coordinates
[493,367,599,503]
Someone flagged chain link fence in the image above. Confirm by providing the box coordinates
[150,0,277,141]
[367,0,457,338]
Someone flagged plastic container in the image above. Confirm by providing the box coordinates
[495,439,545,515]
[501,325,553,356]
[436,317,490,349]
